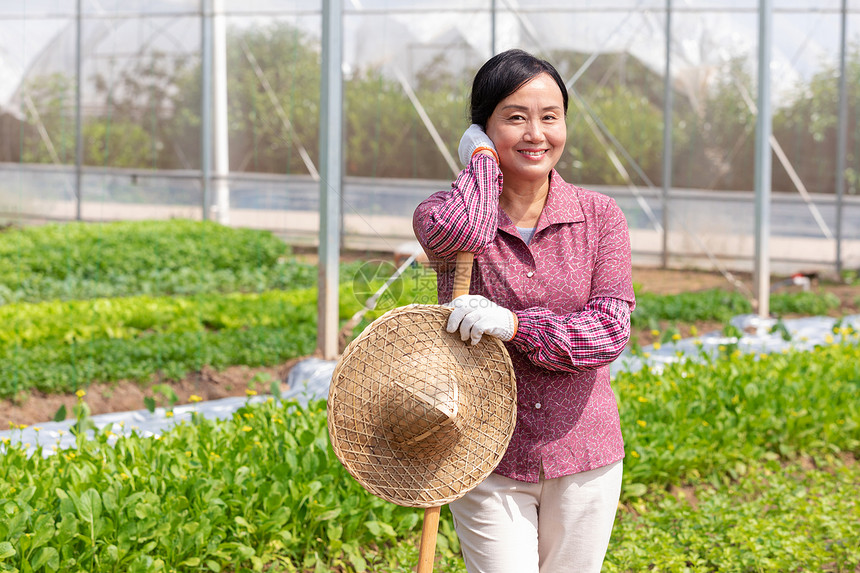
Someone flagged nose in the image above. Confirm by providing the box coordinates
[523,119,544,142]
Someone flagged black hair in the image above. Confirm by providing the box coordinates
[469,49,569,128]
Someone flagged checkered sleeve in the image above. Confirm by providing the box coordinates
[510,297,632,373]
[412,154,503,261]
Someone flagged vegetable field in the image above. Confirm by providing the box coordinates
[1,220,858,572]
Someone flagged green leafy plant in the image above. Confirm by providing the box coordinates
[631,289,752,327]
[617,339,860,495]
[0,398,460,572]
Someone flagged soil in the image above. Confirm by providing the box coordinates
[3,265,859,428]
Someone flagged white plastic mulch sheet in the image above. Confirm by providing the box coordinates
[2,314,859,457]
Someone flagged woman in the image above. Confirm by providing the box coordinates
[412,49,636,573]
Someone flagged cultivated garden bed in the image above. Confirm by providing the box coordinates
[1,220,858,572]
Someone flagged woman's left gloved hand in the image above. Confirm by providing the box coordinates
[457,124,498,166]
[445,294,517,345]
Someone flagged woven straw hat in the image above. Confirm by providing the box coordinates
[327,304,517,508]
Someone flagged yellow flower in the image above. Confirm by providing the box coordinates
[672,333,681,341]
[630,450,640,458]
[75,389,86,399]
[33,427,42,432]
[120,473,129,480]
[242,425,253,432]
[702,420,710,426]
[690,326,698,336]
[825,335,834,344]
[245,389,258,397]
[165,411,174,418]
[650,329,660,337]
[636,420,647,428]
[653,343,662,350]
[189,395,203,403]
[642,352,651,358]
[637,396,648,403]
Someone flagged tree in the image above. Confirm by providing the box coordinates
[773,44,860,195]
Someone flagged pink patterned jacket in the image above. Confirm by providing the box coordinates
[412,154,636,483]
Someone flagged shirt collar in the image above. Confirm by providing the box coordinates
[497,170,585,234]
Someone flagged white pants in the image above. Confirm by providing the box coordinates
[449,461,623,573]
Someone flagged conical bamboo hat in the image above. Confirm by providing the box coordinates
[327,304,517,508]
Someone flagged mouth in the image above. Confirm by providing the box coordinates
[518,149,547,158]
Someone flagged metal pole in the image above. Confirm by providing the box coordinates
[212,0,230,225]
[835,0,848,278]
[753,0,773,317]
[661,0,673,268]
[201,0,213,221]
[74,0,83,221]
[318,0,343,360]
[491,0,497,55]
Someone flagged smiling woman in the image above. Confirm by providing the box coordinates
[413,48,636,573]
[484,74,567,228]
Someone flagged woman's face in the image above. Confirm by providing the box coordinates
[485,72,566,189]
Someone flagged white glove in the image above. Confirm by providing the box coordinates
[445,294,516,345]
[457,124,498,166]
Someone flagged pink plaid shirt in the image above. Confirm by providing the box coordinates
[413,154,636,483]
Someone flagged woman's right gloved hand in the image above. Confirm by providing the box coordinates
[445,294,517,345]
[457,124,498,166]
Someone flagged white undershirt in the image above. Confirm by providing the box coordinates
[517,226,536,245]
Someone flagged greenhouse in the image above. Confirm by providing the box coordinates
[2,1,859,269]
[1,2,859,572]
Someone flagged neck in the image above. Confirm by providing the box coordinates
[500,176,550,228]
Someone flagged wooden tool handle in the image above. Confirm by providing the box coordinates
[417,505,441,573]
[417,252,473,573]
[452,251,475,299]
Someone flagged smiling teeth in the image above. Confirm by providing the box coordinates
[521,151,545,156]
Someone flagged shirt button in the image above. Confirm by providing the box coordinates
[534,402,542,409]
[526,271,535,278]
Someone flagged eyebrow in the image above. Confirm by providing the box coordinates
[499,104,563,112]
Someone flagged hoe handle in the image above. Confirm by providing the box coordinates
[452,251,474,299]
[418,252,474,573]
[417,506,442,573]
